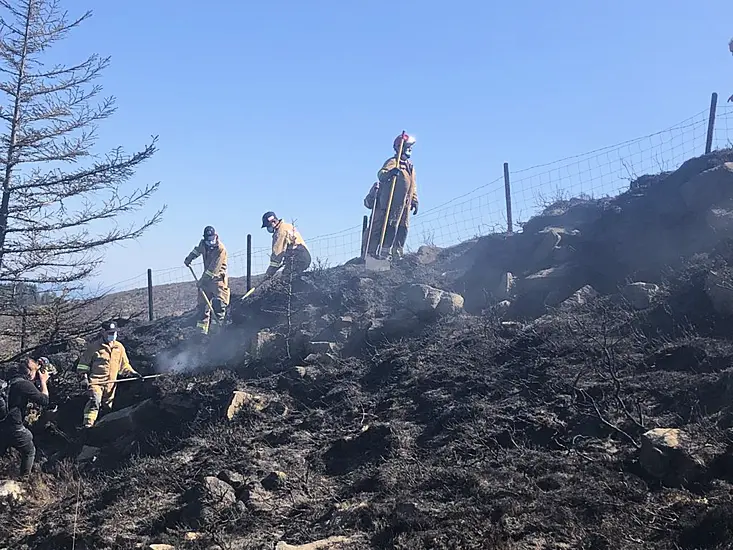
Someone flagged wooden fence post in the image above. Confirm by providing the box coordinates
[706,92,718,155]
[246,234,252,291]
[147,269,154,321]
[503,162,513,235]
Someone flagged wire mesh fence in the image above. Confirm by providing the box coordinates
[104,96,733,302]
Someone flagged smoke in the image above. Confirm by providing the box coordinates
[154,327,250,375]
[155,345,205,374]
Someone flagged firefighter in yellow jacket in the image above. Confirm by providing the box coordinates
[364,132,418,260]
[76,321,142,428]
[261,211,311,280]
[184,226,230,334]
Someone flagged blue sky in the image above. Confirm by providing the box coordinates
[44,0,733,289]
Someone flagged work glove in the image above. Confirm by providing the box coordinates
[79,377,89,390]
[411,201,418,215]
[131,371,144,381]
[388,167,401,179]
[184,257,191,267]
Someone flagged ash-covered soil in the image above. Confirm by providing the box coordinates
[3,151,733,550]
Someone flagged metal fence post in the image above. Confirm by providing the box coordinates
[503,162,513,235]
[246,234,252,291]
[147,269,154,321]
[706,92,718,155]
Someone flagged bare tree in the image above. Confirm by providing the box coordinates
[0,0,165,359]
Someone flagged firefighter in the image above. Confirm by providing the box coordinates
[184,226,230,335]
[76,321,143,429]
[261,211,311,280]
[365,132,418,260]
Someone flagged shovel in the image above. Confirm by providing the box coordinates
[187,265,219,324]
[365,131,407,272]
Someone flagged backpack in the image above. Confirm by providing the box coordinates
[0,377,21,423]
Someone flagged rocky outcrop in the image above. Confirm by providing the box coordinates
[621,282,660,310]
[0,480,23,506]
[402,284,464,319]
[639,428,724,487]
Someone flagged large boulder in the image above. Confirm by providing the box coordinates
[494,272,516,302]
[679,162,733,211]
[402,284,464,319]
[639,428,723,486]
[250,330,287,361]
[0,480,23,506]
[201,476,237,508]
[530,227,581,269]
[521,264,577,294]
[365,310,422,344]
[275,536,358,550]
[226,391,268,420]
[706,206,733,233]
[436,291,464,316]
[558,285,599,311]
[403,284,443,315]
[88,398,157,445]
[621,282,660,310]
[76,445,101,464]
[521,198,607,236]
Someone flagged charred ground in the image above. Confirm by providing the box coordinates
[3,152,733,549]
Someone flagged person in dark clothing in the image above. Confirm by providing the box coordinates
[0,357,49,477]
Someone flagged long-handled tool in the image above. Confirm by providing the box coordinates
[374,131,407,260]
[187,264,219,324]
[361,182,380,261]
[89,374,165,386]
[385,170,416,256]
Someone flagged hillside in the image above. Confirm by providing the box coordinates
[3,150,733,549]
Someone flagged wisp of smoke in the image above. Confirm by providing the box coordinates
[155,344,204,374]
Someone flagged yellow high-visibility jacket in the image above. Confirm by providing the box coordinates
[185,240,228,286]
[269,221,307,270]
[376,157,417,224]
[77,337,137,387]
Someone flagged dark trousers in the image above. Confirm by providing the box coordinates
[0,423,36,476]
[283,246,311,277]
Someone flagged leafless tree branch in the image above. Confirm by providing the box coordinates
[0,0,165,356]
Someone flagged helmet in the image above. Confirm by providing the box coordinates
[261,211,278,228]
[393,132,416,159]
[203,225,218,248]
[101,321,118,343]
[393,132,416,153]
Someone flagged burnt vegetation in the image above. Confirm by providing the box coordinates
[0,3,733,549]
[5,147,733,549]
